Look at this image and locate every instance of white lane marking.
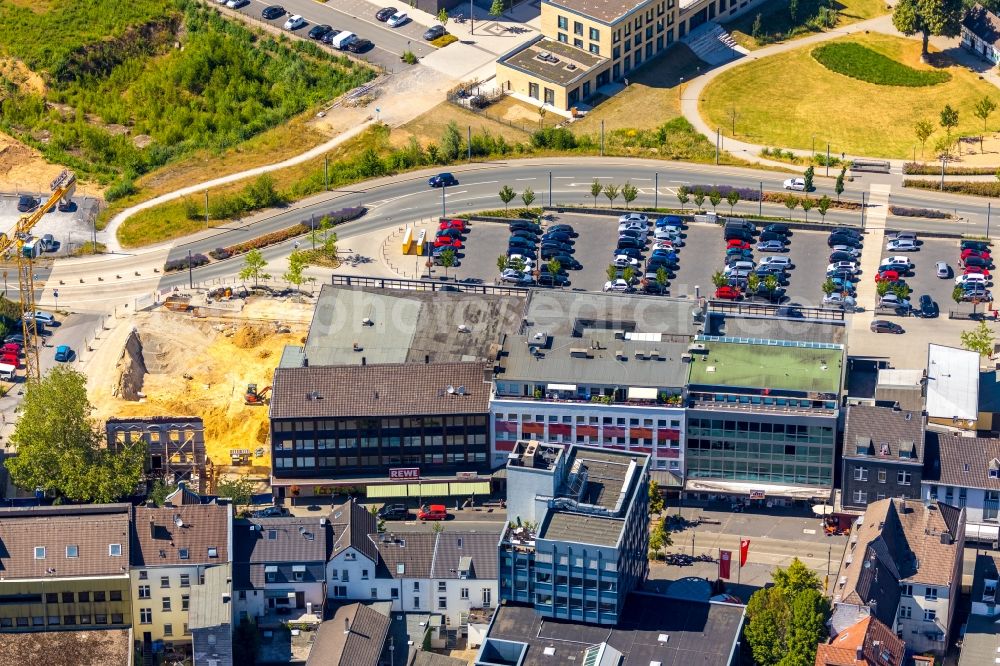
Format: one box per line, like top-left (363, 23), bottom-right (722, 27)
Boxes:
top-left (515, 178), bottom-right (536, 181)
top-left (471, 180), bottom-right (499, 185)
top-left (631, 178), bottom-right (652, 181)
top-left (554, 176), bottom-right (575, 179)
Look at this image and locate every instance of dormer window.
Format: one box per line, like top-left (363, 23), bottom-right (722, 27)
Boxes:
top-left (207, 547), bottom-right (218, 558)
top-left (109, 544), bottom-right (122, 557)
top-left (984, 580), bottom-right (997, 601)
top-left (267, 530), bottom-right (277, 540)
top-left (990, 458), bottom-right (1000, 478)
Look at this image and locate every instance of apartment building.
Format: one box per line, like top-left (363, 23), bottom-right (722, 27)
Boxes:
top-left (831, 498), bottom-right (965, 656)
top-left (840, 405), bottom-right (925, 512)
top-left (0, 504), bottom-right (132, 633)
top-left (498, 442), bottom-right (650, 626)
top-left (923, 433), bottom-right (1000, 542)
top-left (814, 616), bottom-right (906, 666)
top-left (130, 488), bottom-right (232, 654)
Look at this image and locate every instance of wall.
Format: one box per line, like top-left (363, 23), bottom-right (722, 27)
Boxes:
top-left (841, 458), bottom-right (922, 510)
top-left (326, 549), bottom-right (380, 600)
top-left (0, 576), bottom-right (131, 631)
top-left (131, 565), bottom-right (204, 644)
top-left (895, 582), bottom-right (952, 655)
top-left (505, 459), bottom-right (559, 526)
top-left (436, 580), bottom-right (497, 627)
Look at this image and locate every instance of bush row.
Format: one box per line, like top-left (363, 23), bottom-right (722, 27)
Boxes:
top-left (903, 180), bottom-right (1000, 197)
top-left (685, 184), bottom-right (862, 210)
top-left (902, 162), bottom-right (997, 176)
top-left (164, 253), bottom-right (209, 273)
top-left (889, 206), bottom-right (951, 219)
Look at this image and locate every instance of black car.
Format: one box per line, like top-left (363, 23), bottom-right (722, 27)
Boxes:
top-left (918, 295), bottom-right (938, 318)
top-left (252, 506), bottom-right (290, 518)
top-left (615, 247), bottom-right (643, 259)
top-left (308, 24), bottom-right (333, 40)
top-left (510, 221), bottom-right (541, 232)
top-left (423, 25), bottom-right (447, 40)
top-left (537, 273), bottom-right (570, 287)
top-left (617, 237), bottom-right (644, 250)
top-left (547, 254), bottom-right (581, 270)
top-left (320, 30), bottom-right (340, 44)
top-left (347, 38), bottom-right (374, 53)
top-left (16, 195), bottom-right (38, 213)
top-left (375, 6), bottom-right (397, 21)
top-left (541, 244), bottom-right (573, 256)
top-left (964, 256), bottom-right (992, 269)
top-left (262, 5), bottom-right (286, 19)
top-left (758, 231), bottom-right (788, 243)
top-left (429, 172), bottom-right (458, 187)
top-left (57, 199), bottom-right (74, 212)
top-left (724, 230), bottom-right (753, 242)
top-left (829, 251), bottom-right (859, 263)
top-left (542, 231), bottom-right (573, 243)
top-left (378, 504), bottom-right (410, 520)
top-left (547, 224), bottom-right (577, 236)
top-left (510, 230), bottom-right (538, 241)
top-left (751, 285), bottom-right (787, 302)
top-left (764, 224), bottom-right (791, 236)
top-left (647, 261), bottom-right (677, 274)
top-left (828, 234), bottom-right (862, 248)
top-left (962, 240), bottom-right (991, 252)
top-left (831, 226), bottom-right (861, 238)
top-left (4, 334), bottom-right (24, 345)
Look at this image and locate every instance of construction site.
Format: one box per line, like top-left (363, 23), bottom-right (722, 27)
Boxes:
top-left (85, 294), bottom-right (317, 495)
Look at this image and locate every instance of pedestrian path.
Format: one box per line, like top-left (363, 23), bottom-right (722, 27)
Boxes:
top-left (851, 183), bottom-right (891, 333)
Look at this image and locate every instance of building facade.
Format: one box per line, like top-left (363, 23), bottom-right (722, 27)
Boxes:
top-left (962, 5), bottom-right (1000, 65)
top-left (923, 434), bottom-right (1000, 542)
top-left (840, 405), bottom-right (925, 512)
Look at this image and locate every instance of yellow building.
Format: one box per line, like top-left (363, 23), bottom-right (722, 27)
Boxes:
top-left (0, 504), bottom-right (132, 632)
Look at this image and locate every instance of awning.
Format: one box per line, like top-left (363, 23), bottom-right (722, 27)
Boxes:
top-left (547, 383), bottom-right (577, 392)
top-left (410, 482), bottom-right (449, 497)
top-left (628, 387), bottom-right (658, 400)
top-left (366, 484), bottom-right (409, 499)
top-left (966, 523), bottom-right (1000, 542)
top-left (812, 504), bottom-right (834, 516)
top-left (450, 481), bottom-right (491, 495)
top-left (292, 565), bottom-right (306, 573)
top-left (684, 478), bottom-right (829, 500)
top-left (650, 471), bottom-right (683, 488)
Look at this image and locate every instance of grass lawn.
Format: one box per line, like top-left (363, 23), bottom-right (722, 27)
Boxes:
top-left (724, 0), bottom-right (887, 50)
top-left (700, 33), bottom-right (997, 159)
top-left (573, 44), bottom-right (703, 134)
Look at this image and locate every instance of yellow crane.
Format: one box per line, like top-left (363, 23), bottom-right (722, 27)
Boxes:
top-left (1, 170), bottom-right (76, 381)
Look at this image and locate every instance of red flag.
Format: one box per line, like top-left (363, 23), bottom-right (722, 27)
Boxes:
top-left (719, 550), bottom-right (732, 579)
top-left (740, 539), bottom-right (750, 567)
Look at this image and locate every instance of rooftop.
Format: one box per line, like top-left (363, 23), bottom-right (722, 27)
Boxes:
top-left (542, 513), bottom-right (624, 547)
top-left (497, 37), bottom-right (606, 87)
top-left (814, 615), bottom-right (905, 666)
top-left (842, 405), bottom-right (924, 463)
top-left (477, 595), bottom-right (745, 666)
top-left (132, 502), bottom-right (231, 567)
top-left (188, 565), bottom-right (233, 630)
top-left (297, 285), bottom-right (523, 367)
top-left (958, 614), bottom-right (1000, 666)
top-left (270, 362), bottom-right (490, 419)
top-left (964, 4), bottom-right (1000, 48)
top-left (330, 500), bottom-right (379, 563)
top-left (543, 0), bottom-right (651, 24)
top-left (523, 291), bottom-right (699, 338)
top-left (0, 629), bottom-right (131, 666)
top-left (926, 344), bottom-right (980, 422)
top-left (705, 310), bottom-right (846, 345)
top-left (927, 433), bottom-right (1000, 490)
top-left (0, 504), bottom-right (131, 580)
top-left (688, 338), bottom-right (843, 395)
top-left (971, 552), bottom-right (1000, 613)
top-left (307, 602), bottom-right (391, 666)
top-left (372, 529), bottom-right (502, 579)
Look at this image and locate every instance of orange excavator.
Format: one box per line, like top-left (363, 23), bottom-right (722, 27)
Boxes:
top-left (244, 383), bottom-right (272, 405)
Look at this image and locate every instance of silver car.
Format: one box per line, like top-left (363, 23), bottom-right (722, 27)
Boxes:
top-left (936, 261), bottom-right (950, 278)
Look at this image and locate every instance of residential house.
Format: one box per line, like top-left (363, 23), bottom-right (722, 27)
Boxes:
top-left (0, 504), bottom-right (132, 632)
top-left (327, 500), bottom-right (381, 601)
top-left (814, 615), bottom-right (905, 666)
top-left (831, 498), bottom-right (964, 656)
top-left (841, 405), bottom-right (925, 512)
top-left (963, 4), bottom-right (1000, 65)
top-left (959, 553), bottom-right (1000, 666)
top-left (233, 516), bottom-right (329, 626)
top-left (306, 602), bottom-right (391, 666)
top-left (923, 433), bottom-right (1000, 542)
top-left (189, 566), bottom-right (234, 666)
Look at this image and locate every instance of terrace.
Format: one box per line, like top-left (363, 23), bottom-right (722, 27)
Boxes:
top-left (688, 338), bottom-right (844, 397)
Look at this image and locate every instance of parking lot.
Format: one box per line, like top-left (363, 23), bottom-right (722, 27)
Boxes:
top-left (0, 195), bottom-right (100, 256)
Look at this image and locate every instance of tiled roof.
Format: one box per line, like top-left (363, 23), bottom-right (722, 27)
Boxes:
top-left (815, 616), bottom-right (905, 666)
top-left (932, 434), bottom-right (1000, 490)
top-left (307, 602), bottom-right (390, 666)
top-left (234, 516), bottom-right (329, 589)
top-left (331, 500), bottom-right (378, 563)
top-left (843, 405), bottom-right (924, 463)
top-left (0, 504), bottom-right (130, 579)
top-left (374, 533), bottom-right (436, 579)
top-left (270, 362), bottom-right (490, 419)
top-left (964, 4), bottom-right (1000, 47)
top-left (132, 503), bottom-right (230, 567)
top-left (430, 530), bottom-right (501, 580)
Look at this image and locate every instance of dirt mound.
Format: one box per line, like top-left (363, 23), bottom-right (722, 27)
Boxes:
top-left (233, 325), bottom-right (271, 349)
top-left (112, 328), bottom-right (146, 400)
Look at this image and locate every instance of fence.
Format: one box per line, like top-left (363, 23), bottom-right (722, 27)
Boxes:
top-left (445, 92), bottom-right (543, 135)
top-left (329, 273), bottom-right (530, 296)
top-left (707, 300), bottom-right (846, 323)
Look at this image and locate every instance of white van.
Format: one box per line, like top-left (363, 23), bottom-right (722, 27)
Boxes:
top-left (0, 363), bottom-right (16, 381)
top-left (330, 31), bottom-right (357, 50)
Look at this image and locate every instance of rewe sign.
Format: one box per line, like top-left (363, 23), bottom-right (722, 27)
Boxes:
top-left (390, 467), bottom-right (420, 480)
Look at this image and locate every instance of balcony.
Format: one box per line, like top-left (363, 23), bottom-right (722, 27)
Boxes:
top-left (259, 605), bottom-right (322, 627)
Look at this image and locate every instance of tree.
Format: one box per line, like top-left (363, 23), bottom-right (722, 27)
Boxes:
top-left (751, 13), bottom-right (763, 41)
top-left (726, 190), bottom-right (740, 215)
top-left (961, 319), bottom-right (995, 357)
top-left (876, 279), bottom-right (892, 297)
top-left (783, 194), bottom-right (798, 219)
top-left (789, 0), bottom-right (799, 22)
top-left (622, 265), bottom-right (637, 284)
top-left (892, 0), bottom-right (963, 59)
top-left (606, 264), bottom-right (619, 283)
top-left (547, 258), bottom-right (562, 276)
top-left (891, 282), bottom-right (911, 301)
top-left (953, 284), bottom-right (966, 307)
top-left (439, 247), bottom-right (457, 278)
top-left (709, 189), bottom-right (722, 213)
top-left (817, 195), bottom-right (831, 223)
top-left (441, 121), bottom-right (463, 162)
top-left (821, 278), bottom-right (836, 296)
top-left (711, 270), bottom-right (728, 288)
top-left (676, 186), bottom-right (690, 211)
top-left (604, 183), bottom-right (620, 208)
top-left (747, 272), bottom-right (760, 296)
top-left (693, 191), bottom-right (706, 212)
top-left (489, 0), bottom-right (505, 16)
top-left (649, 479), bottom-right (665, 514)
top-left (648, 517), bottom-right (672, 560)
top-left (783, 588), bottom-right (831, 666)
top-left (800, 197), bottom-right (814, 222)
top-left (591, 179), bottom-right (603, 207)
top-left (309, 215), bottom-right (337, 259)
top-left (914, 119), bottom-right (934, 159)
top-left (499, 185), bottom-right (516, 211)
top-left (764, 274), bottom-right (779, 297)
top-left (508, 256), bottom-right (526, 273)
top-left (5, 366), bottom-right (145, 503)
top-left (746, 559), bottom-right (828, 666)
top-left (148, 479), bottom-right (173, 507)
top-left (940, 104), bottom-right (960, 144)
top-left (239, 249), bottom-right (270, 286)
top-left (497, 255), bottom-right (508, 273)
top-left (521, 187), bottom-right (536, 208)
top-left (975, 96), bottom-right (997, 131)
top-left (621, 182), bottom-right (638, 209)
top-left (835, 167), bottom-right (846, 201)
top-left (803, 165), bottom-right (814, 192)
top-left (282, 250), bottom-right (310, 292)
top-left (217, 476), bottom-right (255, 506)
top-left (655, 266), bottom-right (670, 292)
top-left (437, 7), bottom-right (449, 24)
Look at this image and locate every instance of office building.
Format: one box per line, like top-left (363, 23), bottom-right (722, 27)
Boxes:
top-left (499, 442), bottom-right (649, 625)
top-left (840, 405), bottom-right (925, 511)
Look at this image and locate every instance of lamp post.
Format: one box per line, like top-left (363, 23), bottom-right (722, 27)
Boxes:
top-left (654, 172), bottom-right (659, 209)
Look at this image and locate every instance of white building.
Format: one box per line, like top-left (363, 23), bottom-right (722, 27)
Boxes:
top-left (923, 434), bottom-right (1000, 543)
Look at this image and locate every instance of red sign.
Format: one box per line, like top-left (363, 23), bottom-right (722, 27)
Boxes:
top-left (719, 550), bottom-right (732, 579)
top-left (740, 539), bottom-right (751, 567)
top-left (390, 467), bottom-right (420, 480)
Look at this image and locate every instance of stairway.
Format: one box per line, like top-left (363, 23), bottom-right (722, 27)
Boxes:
top-left (682, 22), bottom-right (746, 66)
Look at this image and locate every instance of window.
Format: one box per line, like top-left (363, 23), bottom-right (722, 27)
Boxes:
top-left (66, 545), bottom-right (79, 558)
top-left (182, 595), bottom-right (189, 611)
top-left (391, 588), bottom-right (399, 599)
top-left (78, 591), bottom-right (89, 602)
top-left (164, 624), bottom-right (173, 637)
top-left (461, 588), bottom-right (469, 599)
top-left (138, 585), bottom-right (151, 599)
top-left (362, 569), bottom-right (369, 580)
top-left (483, 589), bottom-right (492, 607)
top-left (877, 469), bottom-right (886, 483)
top-left (438, 596), bottom-right (447, 609)
top-left (924, 609), bottom-right (937, 622)
top-left (179, 548), bottom-right (189, 560)
top-left (983, 580), bottom-right (997, 601)
top-left (573, 21), bottom-right (583, 35)
top-left (79, 615), bottom-right (90, 625)
top-left (413, 597), bottom-right (420, 609)
top-left (589, 27), bottom-right (599, 40)
top-left (558, 15), bottom-right (568, 29)
top-left (140, 608), bottom-right (152, 624)
top-left (162, 598), bottom-right (172, 612)
top-left (853, 467), bottom-right (868, 481)
top-left (573, 37), bottom-right (583, 48)
top-left (138, 571), bottom-right (148, 580)
top-left (110, 590), bottom-right (122, 602)
top-left (34, 546), bottom-right (45, 559)
top-left (95, 614), bottom-right (107, 625)
top-left (925, 587), bottom-right (938, 601)
top-left (852, 490), bottom-right (867, 505)
top-left (109, 544), bottom-right (122, 557)
top-left (589, 43), bottom-right (599, 54)
top-left (94, 591), bottom-right (106, 602)
top-left (371, 588), bottom-right (378, 599)
top-left (208, 547), bottom-right (218, 558)
top-left (160, 576), bottom-right (170, 589)
top-left (179, 574), bottom-right (190, 587)
top-left (413, 582), bottom-right (420, 592)
top-left (897, 470), bottom-right (912, 485)
top-left (898, 605), bottom-right (911, 619)
top-left (45, 593), bottom-right (57, 604)
top-left (901, 584), bottom-right (913, 597)
top-left (184, 623), bottom-right (189, 635)
top-left (557, 33), bottom-right (567, 43)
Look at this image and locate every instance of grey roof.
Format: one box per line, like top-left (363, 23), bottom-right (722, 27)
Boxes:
top-left (189, 564), bottom-right (233, 630)
top-left (964, 4), bottom-right (1000, 48)
top-left (480, 595), bottom-right (745, 665)
top-left (497, 37), bottom-right (607, 87)
top-left (270, 362), bottom-right (490, 420)
top-left (430, 531), bottom-right (502, 580)
top-left (298, 285), bottom-right (523, 367)
top-left (971, 553), bottom-right (1000, 613)
top-left (374, 532), bottom-right (437, 579)
top-left (542, 513), bottom-right (624, 547)
top-left (979, 369), bottom-right (1000, 412)
top-left (132, 503), bottom-right (231, 567)
top-left (565, 447), bottom-right (645, 510)
top-left (931, 434), bottom-right (1000, 490)
top-left (705, 310), bottom-right (846, 344)
top-left (408, 651), bottom-right (468, 666)
top-left (523, 291), bottom-right (700, 338)
top-left (842, 405), bottom-right (924, 464)
top-left (331, 500), bottom-right (379, 563)
top-left (959, 614), bottom-right (1000, 666)
top-left (308, 602), bottom-right (391, 666)
top-left (544, 0), bottom-right (650, 24)
top-left (234, 517), bottom-right (329, 589)
top-left (497, 333), bottom-right (689, 389)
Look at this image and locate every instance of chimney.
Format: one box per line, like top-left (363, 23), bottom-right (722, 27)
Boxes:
top-left (425, 355), bottom-right (430, 364)
top-left (303, 356), bottom-right (309, 367)
top-left (362, 356), bottom-right (367, 366)
top-left (344, 616), bottom-right (351, 634)
top-left (149, 519), bottom-right (156, 539)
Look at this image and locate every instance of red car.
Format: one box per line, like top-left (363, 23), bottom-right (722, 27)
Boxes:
top-left (964, 265), bottom-right (990, 277)
top-left (417, 504), bottom-right (448, 521)
top-left (727, 239), bottom-right (750, 250)
top-left (875, 270), bottom-right (899, 283)
top-left (962, 248), bottom-right (991, 261)
top-left (439, 218), bottom-right (467, 231)
top-left (0, 354), bottom-right (19, 368)
top-left (1, 343), bottom-right (21, 356)
top-left (433, 237), bottom-right (462, 249)
top-left (715, 285), bottom-right (741, 300)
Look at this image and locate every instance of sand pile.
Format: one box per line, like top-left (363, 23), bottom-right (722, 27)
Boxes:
top-left (233, 325), bottom-right (271, 349)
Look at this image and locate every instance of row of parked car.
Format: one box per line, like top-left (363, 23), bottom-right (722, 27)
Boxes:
top-left (715, 219), bottom-right (793, 301)
top-left (603, 213), bottom-right (683, 294)
top-left (255, 4), bottom-right (373, 52)
top-left (499, 219), bottom-right (580, 288)
top-left (954, 238), bottom-right (994, 303)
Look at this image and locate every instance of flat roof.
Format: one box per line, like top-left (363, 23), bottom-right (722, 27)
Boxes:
top-left (705, 312), bottom-right (846, 345)
top-left (688, 339), bottom-right (843, 395)
top-left (497, 37), bottom-right (606, 87)
top-left (544, 0), bottom-right (650, 24)
top-left (927, 344), bottom-right (979, 421)
top-left (524, 291), bottom-right (700, 338)
top-left (542, 512), bottom-right (624, 546)
top-left (0, 629), bottom-right (131, 666)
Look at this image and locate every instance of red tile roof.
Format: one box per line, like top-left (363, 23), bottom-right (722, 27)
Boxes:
top-left (815, 616), bottom-right (905, 666)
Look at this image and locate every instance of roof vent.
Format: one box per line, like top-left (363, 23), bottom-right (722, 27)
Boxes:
top-left (447, 385), bottom-right (455, 395)
top-left (362, 317), bottom-right (373, 326)
top-left (565, 63), bottom-right (577, 71)
top-left (458, 324), bottom-right (470, 333)
top-left (457, 385), bottom-right (466, 395)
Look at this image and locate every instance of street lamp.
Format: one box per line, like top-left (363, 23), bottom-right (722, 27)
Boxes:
top-left (678, 77), bottom-right (683, 102)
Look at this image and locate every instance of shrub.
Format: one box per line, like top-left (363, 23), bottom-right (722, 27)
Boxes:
top-left (431, 34), bottom-right (459, 47)
top-left (902, 162), bottom-right (997, 175)
top-left (163, 253), bottom-right (209, 273)
top-left (686, 184), bottom-right (862, 210)
top-left (209, 247), bottom-right (232, 260)
top-left (402, 51), bottom-right (418, 64)
top-left (105, 178), bottom-right (137, 202)
top-left (531, 127), bottom-right (577, 150)
top-left (303, 207), bottom-right (366, 229)
top-left (811, 43), bottom-right (951, 87)
top-left (889, 206), bottom-right (951, 219)
top-left (904, 179), bottom-right (1000, 197)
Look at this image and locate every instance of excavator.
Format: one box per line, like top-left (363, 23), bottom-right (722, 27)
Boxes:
top-left (2, 170), bottom-right (76, 381)
top-left (244, 383), bottom-right (272, 405)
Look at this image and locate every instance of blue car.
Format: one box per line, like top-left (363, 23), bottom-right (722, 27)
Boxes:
top-left (428, 173), bottom-right (458, 187)
top-left (655, 215), bottom-right (683, 228)
top-left (54, 345), bottom-right (71, 362)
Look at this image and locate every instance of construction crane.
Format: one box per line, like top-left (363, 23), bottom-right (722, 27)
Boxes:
top-left (1, 170), bottom-right (76, 381)
top-left (244, 383), bottom-right (272, 405)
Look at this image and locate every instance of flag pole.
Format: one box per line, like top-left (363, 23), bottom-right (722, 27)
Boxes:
top-left (737, 536), bottom-right (742, 585)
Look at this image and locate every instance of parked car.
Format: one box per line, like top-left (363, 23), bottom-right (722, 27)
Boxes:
top-left (252, 506), bottom-right (290, 518)
top-left (16, 195), bottom-right (38, 213)
top-left (4, 334), bottom-right (24, 345)
top-left (262, 5), bottom-right (286, 19)
top-left (604, 279), bottom-right (632, 292)
top-left (962, 255), bottom-right (992, 269)
top-left (875, 270), bottom-right (900, 283)
top-left (424, 25), bottom-right (447, 40)
top-left (918, 295), bottom-right (938, 318)
top-left (881, 256), bottom-right (911, 269)
top-left (440, 218), bottom-right (467, 231)
top-left (714, 285), bottom-right (742, 300)
top-left (509, 230), bottom-right (538, 241)
top-left (878, 294), bottom-right (911, 310)
top-left (542, 231), bottom-right (574, 243)
top-left (547, 224), bottom-right (577, 236)
top-left (727, 239), bottom-right (751, 249)
top-left (54, 345), bottom-right (72, 362)
top-left (750, 284), bottom-right (786, 302)
top-left (26, 311), bottom-right (55, 325)
top-left (417, 504), bottom-right (448, 520)
top-left (437, 228), bottom-right (462, 240)
top-left (433, 237), bottom-right (461, 249)
top-left (828, 276), bottom-right (856, 292)
top-left (726, 248), bottom-right (754, 261)
top-left (375, 6), bottom-right (397, 20)
top-left (961, 289), bottom-right (992, 302)
top-left (886, 239), bottom-right (918, 252)
top-left (346, 38), bottom-right (374, 53)
top-left (226, 0), bottom-right (249, 8)
top-left (500, 269), bottom-right (533, 285)
top-left (783, 178), bottom-right (806, 191)
top-left (619, 213), bottom-right (648, 224)
top-left (510, 221), bottom-right (541, 233)
top-left (962, 240), bottom-right (992, 252)
top-left (827, 261), bottom-right (858, 274)
top-left (613, 255), bottom-right (641, 269)
top-left (387, 11), bottom-right (409, 26)
top-left (756, 240), bottom-right (786, 252)
top-left (962, 248), bottom-right (992, 261)
top-left (870, 320), bottom-right (904, 334)
top-left (378, 504), bottom-right (410, 520)
top-left (830, 245), bottom-right (861, 257)
top-left (888, 230), bottom-right (917, 242)
top-left (964, 265), bottom-right (990, 277)
top-left (936, 261), bottom-right (951, 278)
top-left (829, 251), bottom-right (859, 264)
top-left (824, 292), bottom-right (856, 307)
top-left (616, 237), bottom-right (644, 250)
top-left (758, 231), bottom-right (788, 244)
top-left (283, 14), bottom-right (306, 29)
top-left (537, 272), bottom-right (570, 287)
top-left (656, 215), bottom-right (683, 228)
top-left (429, 172), bottom-right (458, 187)
top-left (547, 254), bottom-right (581, 270)
top-left (828, 234), bottom-right (862, 248)
top-left (956, 273), bottom-right (989, 287)
top-left (760, 256), bottom-right (793, 269)
top-left (763, 224), bottom-right (791, 236)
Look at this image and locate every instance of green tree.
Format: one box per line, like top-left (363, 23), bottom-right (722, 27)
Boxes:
top-left (497, 255), bottom-right (508, 273)
top-left (746, 585), bottom-right (789, 666)
top-left (693, 191), bottom-right (706, 212)
top-left (783, 588), bottom-right (831, 666)
top-left (5, 366), bottom-right (145, 503)
top-left (439, 247), bottom-right (457, 278)
top-left (282, 250), bottom-right (309, 292)
top-left (764, 274), bottom-right (779, 296)
top-left (217, 476), bottom-right (255, 506)
top-left (953, 284), bottom-right (966, 306)
top-left (835, 167), bottom-right (846, 201)
top-left (655, 266), bottom-right (670, 292)
top-left (591, 179), bottom-right (603, 207)
top-left (783, 194), bottom-right (798, 219)
top-left (975, 96), bottom-right (997, 131)
top-left (801, 197), bottom-right (814, 222)
top-left (747, 272), bottom-right (761, 296)
top-left (709, 189), bottom-right (722, 213)
top-left (940, 104), bottom-right (960, 144)
top-left (648, 479), bottom-right (665, 514)
top-left (803, 165), bottom-right (814, 192)
top-left (606, 264), bottom-right (619, 283)
top-left (751, 13), bottom-right (763, 41)
top-left (621, 182), bottom-right (638, 209)
top-left (604, 183), bottom-right (620, 208)
top-left (821, 278), bottom-right (836, 296)
top-left (521, 187), bottom-right (536, 208)
top-left (891, 282), bottom-right (912, 301)
top-left (437, 7), bottom-right (449, 24)
top-left (817, 195), bottom-right (831, 223)
top-left (239, 249), bottom-right (270, 287)
top-left (961, 319), bottom-right (995, 357)
top-left (746, 559), bottom-right (829, 666)
top-left (309, 215), bottom-right (337, 258)
top-left (711, 270), bottom-right (728, 288)
top-left (893, 0), bottom-right (963, 59)
top-left (677, 186), bottom-right (690, 211)
top-left (726, 189), bottom-right (740, 215)
top-left (547, 257), bottom-right (562, 276)
top-left (499, 185), bottom-right (516, 211)
top-left (148, 479), bottom-right (173, 507)
top-left (508, 256), bottom-right (527, 273)
top-left (490, 0), bottom-right (505, 16)
top-left (648, 517), bottom-right (673, 560)
top-left (914, 119), bottom-right (934, 159)
top-left (441, 121), bottom-right (463, 162)
top-left (789, 0), bottom-right (799, 22)
top-left (622, 265), bottom-right (637, 284)
top-left (876, 279), bottom-right (892, 297)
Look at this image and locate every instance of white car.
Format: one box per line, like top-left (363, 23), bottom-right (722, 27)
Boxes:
top-left (936, 261), bottom-right (950, 278)
top-left (618, 213), bottom-right (648, 224)
top-left (886, 239), bottom-right (918, 252)
top-left (603, 279), bottom-right (632, 292)
top-left (881, 256), bottom-right (911, 268)
top-left (956, 273), bottom-right (988, 286)
top-left (823, 293), bottom-right (856, 307)
top-left (879, 294), bottom-right (911, 309)
top-left (760, 256), bottom-right (792, 268)
top-left (225, 0), bottom-right (249, 7)
top-left (507, 254), bottom-right (535, 269)
top-left (284, 14), bottom-right (306, 29)
top-left (618, 220), bottom-right (647, 232)
top-left (613, 254), bottom-right (641, 268)
top-left (655, 227), bottom-right (681, 241)
top-left (652, 240), bottom-right (675, 251)
top-left (830, 245), bottom-right (861, 257)
top-left (25, 310), bottom-right (55, 324)
top-left (783, 178), bottom-right (806, 191)
top-left (827, 261), bottom-right (857, 274)
top-left (387, 12), bottom-right (409, 27)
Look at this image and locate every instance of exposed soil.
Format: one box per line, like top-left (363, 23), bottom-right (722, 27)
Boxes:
top-left (0, 131), bottom-right (103, 196)
top-left (0, 58), bottom-right (46, 95)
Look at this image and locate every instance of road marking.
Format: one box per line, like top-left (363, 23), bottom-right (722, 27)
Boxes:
top-left (803, 529), bottom-right (816, 535)
top-left (632, 177), bottom-right (652, 181)
top-left (515, 178), bottom-right (536, 181)
top-left (471, 180), bottom-right (499, 185)
top-left (554, 176), bottom-right (575, 179)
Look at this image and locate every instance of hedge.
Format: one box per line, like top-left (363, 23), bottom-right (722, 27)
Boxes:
top-left (903, 163), bottom-right (997, 176)
top-left (164, 253), bottom-right (209, 273)
top-left (903, 180), bottom-right (1000, 197)
top-left (685, 184), bottom-right (862, 210)
top-left (889, 206), bottom-right (951, 219)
